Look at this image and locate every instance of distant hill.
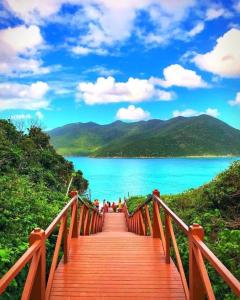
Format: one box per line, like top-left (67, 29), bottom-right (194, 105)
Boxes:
top-left (48, 115), bottom-right (240, 157)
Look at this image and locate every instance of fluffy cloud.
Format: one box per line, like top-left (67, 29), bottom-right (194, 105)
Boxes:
top-left (234, 1), bottom-right (240, 12)
top-left (193, 28), bottom-right (240, 77)
top-left (150, 64), bottom-right (207, 89)
top-left (10, 111), bottom-right (44, 121)
top-left (84, 65), bottom-right (120, 76)
top-left (205, 7), bottom-right (230, 20)
top-left (4, 0), bottom-right (62, 24)
top-left (0, 24), bottom-right (43, 53)
top-left (116, 105), bottom-right (150, 121)
top-left (35, 111), bottom-right (44, 119)
top-left (10, 113), bottom-right (32, 120)
top-left (229, 92), bottom-right (240, 106)
top-left (0, 24), bottom-right (50, 76)
top-left (188, 22), bottom-right (205, 37)
top-left (0, 81), bottom-right (50, 110)
top-left (77, 76), bottom-right (174, 105)
top-left (173, 108), bottom-right (219, 118)
top-left (5, 0), bottom-right (229, 56)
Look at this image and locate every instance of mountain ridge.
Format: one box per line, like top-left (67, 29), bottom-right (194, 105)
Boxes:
top-left (48, 115), bottom-right (240, 157)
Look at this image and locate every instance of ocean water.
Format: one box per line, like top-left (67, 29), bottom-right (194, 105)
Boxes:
top-left (67, 157), bottom-right (240, 201)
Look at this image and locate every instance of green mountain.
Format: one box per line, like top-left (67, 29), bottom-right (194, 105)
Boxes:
top-left (48, 115), bottom-right (240, 157)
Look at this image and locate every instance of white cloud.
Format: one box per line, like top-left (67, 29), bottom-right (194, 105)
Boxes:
top-left (150, 64), bottom-right (207, 89)
top-left (36, 111), bottom-right (44, 119)
top-left (0, 81), bottom-right (50, 111)
top-left (14, 0), bottom-right (195, 54)
top-left (10, 113), bottom-right (32, 120)
top-left (9, 111), bottom-right (44, 121)
top-left (72, 46), bottom-right (92, 55)
top-left (234, 1), bottom-right (240, 12)
top-left (229, 92), bottom-right (240, 106)
top-left (0, 24), bottom-right (51, 76)
top-left (4, 0), bottom-right (62, 24)
top-left (205, 108), bottom-right (220, 118)
top-left (173, 108), bottom-right (220, 118)
top-left (4, 0), bottom-right (212, 55)
top-left (71, 45), bottom-right (108, 56)
top-left (84, 65), bottom-right (120, 76)
top-left (205, 7), bottom-right (229, 20)
top-left (0, 24), bottom-right (43, 53)
top-left (77, 76), bottom-right (174, 105)
top-left (193, 28), bottom-right (240, 77)
top-left (116, 105), bottom-right (150, 121)
top-left (188, 22), bottom-right (205, 37)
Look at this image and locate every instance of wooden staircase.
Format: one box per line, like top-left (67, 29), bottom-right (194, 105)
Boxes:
top-left (0, 191), bottom-right (240, 300)
top-left (50, 212), bottom-right (185, 299)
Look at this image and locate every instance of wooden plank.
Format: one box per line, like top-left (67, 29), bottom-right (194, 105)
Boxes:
top-left (49, 213), bottom-right (186, 300)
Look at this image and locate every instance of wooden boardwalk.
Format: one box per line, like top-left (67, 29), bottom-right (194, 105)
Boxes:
top-left (49, 213), bottom-right (185, 299)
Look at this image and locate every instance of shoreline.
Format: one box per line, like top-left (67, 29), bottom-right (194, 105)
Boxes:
top-left (64, 155), bottom-right (240, 159)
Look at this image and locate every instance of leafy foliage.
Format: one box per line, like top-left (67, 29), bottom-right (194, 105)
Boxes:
top-left (49, 115), bottom-right (240, 157)
top-left (0, 120), bottom-right (88, 299)
top-left (127, 161), bottom-right (240, 299)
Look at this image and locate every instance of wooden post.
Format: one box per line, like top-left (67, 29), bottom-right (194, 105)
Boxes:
top-left (72, 200), bottom-right (78, 238)
top-left (89, 211), bottom-right (94, 234)
top-left (92, 211), bottom-right (97, 234)
top-left (145, 204), bottom-right (153, 236)
top-left (83, 209), bottom-right (89, 235)
top-left (63, 212), bottom-right (68, 264)
top-left (29, 228), bottom-right (46, 300)
top-left (78, 205), bottom-right (85, 235)
top-left (165, 213), bottom-right (171, 263)
top-left (189, 223), bottom-right (205, 300)
top-left (139, 210), bottom-right (146, 236)
top-left (152, 200), bottom-right (161, 238)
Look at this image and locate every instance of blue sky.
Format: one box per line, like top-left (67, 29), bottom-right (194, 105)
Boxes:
top-left (0, 0), bottom-right (240, 129)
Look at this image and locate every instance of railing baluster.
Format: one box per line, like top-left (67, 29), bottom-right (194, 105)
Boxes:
top-left (63, 211), bottom-right (68, 264)
top-left (139, 209), bottom-right (145, 235)
top-left (83, 208), bottom-right (89, 235)
top-left (152, 200), bottom-right (166, 251)
top-left (89, 211), bottom-right (94, 234)
top-left (78, 205), bottom-right (84, 235)
top-left (192, 246), bottom-right (215, 300)
top-left (189, 224), bottom-right (205, 300)
top-left (72, 200), bottom-right (78, 238)
top-left (91, 211), bottom-right (97, 234)
top-left (165, 213), bottom-right (171, 264)
top-left (21, 250), bottom-right (41, 300)
top-left (169, 217), bottom-right (189, 300)
top-left (26, 228), bottom-right (45, 300)
top-left (45, 216), bottom-right (66, 300)
top-left (145, 204), bottom-right (152, 236)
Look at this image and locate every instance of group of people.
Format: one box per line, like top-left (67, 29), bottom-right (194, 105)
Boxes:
top-left (93, 198), bottom-right (123, 213)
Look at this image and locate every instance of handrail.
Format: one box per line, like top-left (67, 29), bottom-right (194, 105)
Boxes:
top-left (0, 241), bottom-right (41, 294)
top-left (45, 195), bottom-right (77, 238)
top-left (125, 190), bottom-right (240, 300)
top-left (0, 191), bottom-right (104, 300)
top-left (193, 235), bottom-right (240, 296)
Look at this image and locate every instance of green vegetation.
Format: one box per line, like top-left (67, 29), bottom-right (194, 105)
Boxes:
top-left (127, 160), bottom-right (240, 299)
top-left (0, 120), bottom-right (88, 299)
top-left (49, 115), bottom-right (240, 157)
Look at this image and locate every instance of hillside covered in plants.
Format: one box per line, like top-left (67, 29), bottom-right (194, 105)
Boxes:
top-left (49, 115), bottom-right (240, 157)
top-left (127, 160), bottom-right (240, 299)
top-left (0, 120), bottom-right (88, 299)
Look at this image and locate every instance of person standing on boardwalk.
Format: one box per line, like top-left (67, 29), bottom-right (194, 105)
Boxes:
top-left (117, 198), bottom-right (123, 212)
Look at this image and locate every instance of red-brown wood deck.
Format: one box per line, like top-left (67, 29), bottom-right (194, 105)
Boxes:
top-left (49, 213), bottom-right (186, 299)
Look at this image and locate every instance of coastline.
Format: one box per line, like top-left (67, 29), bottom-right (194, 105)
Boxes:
top-left (64, 154), bottom-right (240, 159)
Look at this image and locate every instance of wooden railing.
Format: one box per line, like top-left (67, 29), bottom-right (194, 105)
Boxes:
top-left (0, 191), bottom-right (104, 300)
top-left (124, 189), bottom-right (240, 300)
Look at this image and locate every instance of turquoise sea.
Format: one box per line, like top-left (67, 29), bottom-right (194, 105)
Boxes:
top-left (68, 157), bottom-right (240, 201)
